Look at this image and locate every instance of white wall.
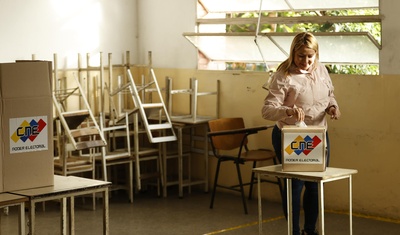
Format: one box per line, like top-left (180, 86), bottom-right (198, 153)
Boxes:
top-left (137, 0), bottom-right (197, 69)
top-left (0, 0), bottom-right (138, 68)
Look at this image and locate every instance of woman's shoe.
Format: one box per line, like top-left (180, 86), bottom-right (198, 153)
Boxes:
top-left (301, 230), bottom-right (319, 235)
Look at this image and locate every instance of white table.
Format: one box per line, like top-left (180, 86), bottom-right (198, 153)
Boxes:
top-left (0, 193), bottom-right (28, 235)
top-left (163, 117), bottom-right (211, 198)
top-left (10, 175), bottom-right (111, 235)
top-left (253, 165), bottom-right (357, 235)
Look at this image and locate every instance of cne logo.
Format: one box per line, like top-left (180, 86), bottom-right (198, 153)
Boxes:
top-left (285, 135), bottom-right (321, 156)
top-left (10, 119), bottom-right (47, 143)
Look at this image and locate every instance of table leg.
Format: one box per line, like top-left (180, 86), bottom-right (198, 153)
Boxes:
top-left (162, 142), bottom-right (168, 198)
top-left (29, 200), bottom-right (35, 235)
top-left (178, 127), bottom-right (183, 198)
top-left (103, 188), bottom-right (110, 235)
top-left (0, 208), bottom-right (2, 235)
top-left (287, 179), bottom-right (292, 235)
top-left (257, 173), bottom-right (262, 235)
top-left (61, 197), bottom-right (67, 235)
top-left (349, 175), bottom-right (353, 235)
top-left (69, 197), bottom-right (75, 235)
top-left (318, 181), bottom-right (325, 235)
top-left (0, 208), bottom-right (1, 235)
top-left (18, 202), bottom-right (25, 235)
top-left (203, 124), bottom-right (209, 193)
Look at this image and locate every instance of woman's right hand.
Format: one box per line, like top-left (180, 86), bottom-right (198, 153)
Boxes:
top-left (287, 107), bottom-right (305, 122)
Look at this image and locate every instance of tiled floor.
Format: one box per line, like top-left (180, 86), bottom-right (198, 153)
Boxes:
top-left (1, 187), bottom-right (399, 234)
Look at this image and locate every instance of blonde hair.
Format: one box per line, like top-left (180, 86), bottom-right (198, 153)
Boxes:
top-left (276, 32), bottom-right (319, 76)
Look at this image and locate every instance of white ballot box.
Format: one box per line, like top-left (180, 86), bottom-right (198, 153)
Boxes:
top-left (281, 125), bottom-right (326, 172)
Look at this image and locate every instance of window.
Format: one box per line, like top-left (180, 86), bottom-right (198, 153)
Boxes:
top-left (184, 0), bottom-right (381, 74)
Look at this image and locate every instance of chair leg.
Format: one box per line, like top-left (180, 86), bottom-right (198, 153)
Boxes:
top-left (210, 159), bottom-right (221, 209)
top-left (248, 161), bottom-right (257, 200)
top-left (236, 162), bottom-right (248, 214)
top-left (128, 162), bottom-right (134, 203)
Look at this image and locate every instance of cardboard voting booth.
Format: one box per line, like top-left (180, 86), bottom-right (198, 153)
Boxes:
top-left (281, 125), bottom-right (326, 172)
top-left (0, 61), bottom-right (54, 192)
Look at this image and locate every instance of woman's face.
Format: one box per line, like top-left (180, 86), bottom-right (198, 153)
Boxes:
top-left (294, 45), bottom-right (316, 71)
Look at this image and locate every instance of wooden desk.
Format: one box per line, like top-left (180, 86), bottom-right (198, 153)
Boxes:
top-left (0, 193), bottom-right (28, 235)
top-left (10, 175), bottom-right (111, 235)
top-left (253, 165), bottom-right (357, 235)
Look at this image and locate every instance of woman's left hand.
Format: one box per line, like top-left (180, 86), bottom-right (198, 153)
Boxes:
top-left (327, 106), bottom-right (341, 120)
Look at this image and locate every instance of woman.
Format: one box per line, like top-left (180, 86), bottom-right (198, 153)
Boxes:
top-left (261, 32), bottom-right (341, 235)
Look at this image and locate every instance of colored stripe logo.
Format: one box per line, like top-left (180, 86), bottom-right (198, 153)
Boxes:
top-left (285, 135), bottom-right (321, 156)
top-left (10, 118), bottom-right (47, 143)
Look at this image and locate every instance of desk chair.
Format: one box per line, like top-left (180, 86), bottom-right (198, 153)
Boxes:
top-left (208, 117), bottom-right (282, 214)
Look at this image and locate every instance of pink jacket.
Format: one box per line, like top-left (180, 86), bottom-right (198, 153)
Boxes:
top-left (261, 62), bottom-right (339, 129)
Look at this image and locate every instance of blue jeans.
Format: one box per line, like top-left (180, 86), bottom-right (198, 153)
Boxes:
top-left (272, 125), bottom-right (330, 235)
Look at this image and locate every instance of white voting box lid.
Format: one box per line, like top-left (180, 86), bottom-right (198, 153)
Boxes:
top-left (281, 125), bottom-right (326, 172)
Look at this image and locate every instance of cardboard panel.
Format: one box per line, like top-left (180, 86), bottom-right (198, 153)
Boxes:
top-left (0, 61), bottom-right (52, 99)
top-left (0, 61), bottom-right (53, 192)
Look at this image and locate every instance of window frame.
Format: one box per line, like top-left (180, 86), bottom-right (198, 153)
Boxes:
top-left (186, 0), bottom-right (382, 73)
